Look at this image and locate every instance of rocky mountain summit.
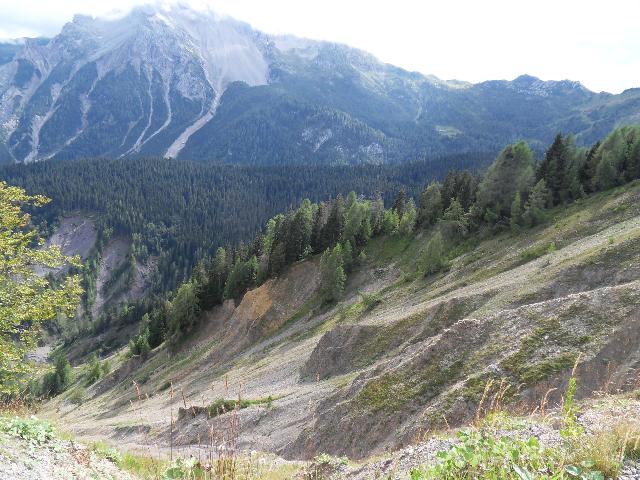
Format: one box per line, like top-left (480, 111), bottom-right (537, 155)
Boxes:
top-left (1, 3), bottom-right (639, 165)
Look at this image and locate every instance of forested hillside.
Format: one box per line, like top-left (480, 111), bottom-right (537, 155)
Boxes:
top-left (5, 124), bottom-right (634, 374)
top-left (10, 124), bottom-right (640, 479)
top-left (0, 152), bottom-right (488, 292)
top-left (120, 125), bottom-right (640, 359)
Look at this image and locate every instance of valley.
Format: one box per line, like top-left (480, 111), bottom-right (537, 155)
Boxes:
top-left (1, 3), bottom-right (640, 479)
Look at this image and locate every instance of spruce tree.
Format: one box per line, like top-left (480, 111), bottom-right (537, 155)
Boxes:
top-left (311, 202), bottom-right (327, 253)
top-left (538, 133), bottom-right (570, 205)
top-left (371, 192), bottom-right (385, 236)
top-left (199, 247), bottom-right (227, 309)
top-left (323, 195), bottom-right (345, 248)
top-left (320, 245), bottom-right (346, 303)
top-left (579, 142), bottom-right (601, 193)
top-left (393, 188), bottom-right (406, 219)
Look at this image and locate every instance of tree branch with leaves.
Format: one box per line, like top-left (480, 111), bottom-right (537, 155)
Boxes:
top-left (0, 181), bottom-right (82, 395)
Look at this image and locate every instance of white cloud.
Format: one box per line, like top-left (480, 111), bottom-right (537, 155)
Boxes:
top-left (0, 0), bottom-right (638, 93)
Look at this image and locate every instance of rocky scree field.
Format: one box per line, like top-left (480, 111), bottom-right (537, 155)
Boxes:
top-left (35, 181), bottom-right (640, 472)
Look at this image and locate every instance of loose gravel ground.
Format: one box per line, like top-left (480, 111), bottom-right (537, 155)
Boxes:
top-left (0, 432), bottom-right (133, 480)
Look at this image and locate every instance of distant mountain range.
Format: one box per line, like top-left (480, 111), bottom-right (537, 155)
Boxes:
top-left (1, 3), bottom-right (639, 165)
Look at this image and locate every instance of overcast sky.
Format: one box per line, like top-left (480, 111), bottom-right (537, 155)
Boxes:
top-left (0, 0), bottom-right (638, 94)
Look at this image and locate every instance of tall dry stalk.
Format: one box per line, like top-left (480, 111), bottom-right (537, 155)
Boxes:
top-left (474, 379), bottom-right (494, 424)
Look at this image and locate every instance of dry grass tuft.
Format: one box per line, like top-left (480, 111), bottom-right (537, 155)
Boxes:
top-left (570, 421), bottom-right (640, 478)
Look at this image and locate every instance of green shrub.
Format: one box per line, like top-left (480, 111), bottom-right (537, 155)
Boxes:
top-left (207, 396), bottom-right (274, 417)
top-left (92, 442), bottom-right (123, 464)
top-left (303, 454), bottom-right (348, 480)
top-left (410, 429), bottom-right (604, 480)
top-left (360, 292), bottom-right (382, 311)
top-left (41, 355), bottom-right (74, 397)
top-left (85, 354), bottom-right (103, 385)
top-left (0, 416), bottom-right (56, 444)
top-left (129, 327), bottom-right (151, 356)
top-left (520, 242), bottom-right (556, 263)
top-left (68, 386), bottom-right (87, 405)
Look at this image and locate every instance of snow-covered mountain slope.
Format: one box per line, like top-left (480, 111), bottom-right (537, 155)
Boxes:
top-left (0, 3), bottom-right (639, 165)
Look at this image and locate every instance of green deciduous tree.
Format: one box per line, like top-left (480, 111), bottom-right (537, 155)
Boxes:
top-left (0, 182), bottom-right (82, 395)
top-left (523, 179), bottom-right (550, 227)
top-left (224, 256), bottom-right (258, 299)
top-left (422, 231), bottom-right (447, 276)
top-left (510, 192), bottom-right (523, 231)
top-left (382, 209), bottom-right (400, 235)
top-left (418, 181), bottom-right (443, 227)
top-left (477, 142), bottom-right (535, 219)
top-left (595, 152), bottom-right (617, 191)
top-left (167, 281), bottom-right (200, 345)
top-left (399, 198), bottom-right (417, 234)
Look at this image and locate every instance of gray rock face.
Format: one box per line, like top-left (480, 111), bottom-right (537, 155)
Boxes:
top-left (0, 4), bottom-right (269, 162)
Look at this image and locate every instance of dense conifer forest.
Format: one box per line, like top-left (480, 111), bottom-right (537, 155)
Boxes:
top-left (0, 152), bottom-right (489, 291)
